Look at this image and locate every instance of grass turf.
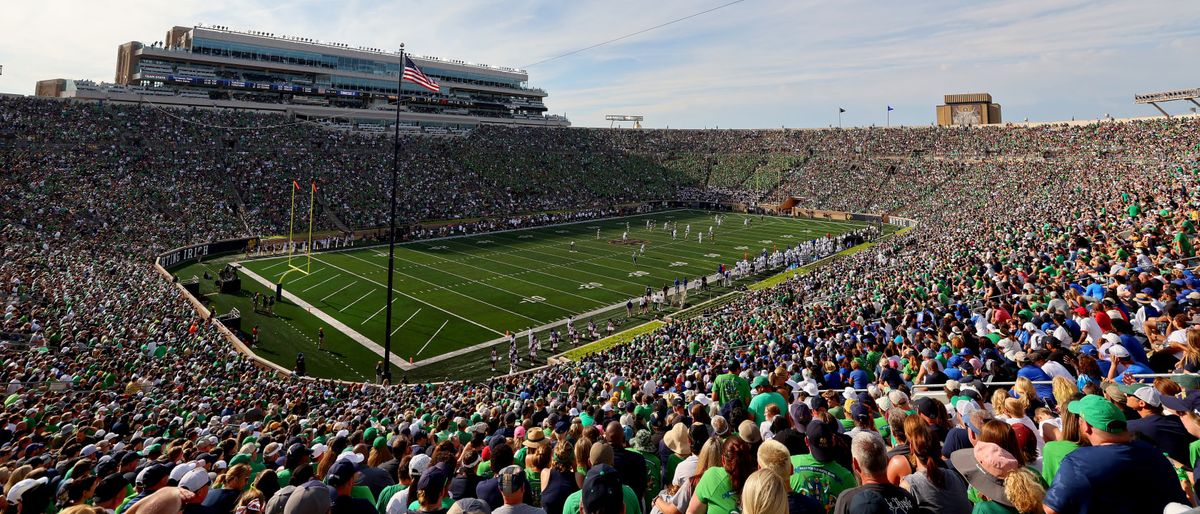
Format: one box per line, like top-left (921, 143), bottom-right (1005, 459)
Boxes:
top-left (178, 210), bottom-right (875, 381)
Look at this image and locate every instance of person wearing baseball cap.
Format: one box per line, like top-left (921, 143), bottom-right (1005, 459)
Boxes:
top-left (1101, 344), bottom-right (1153, 383)
top-left (326, 460), bottom-right (374, 514)
top-left (789, 420), bottom-right (854, 512)
top-left (446, 499), bottom-right (491, 514)
top-left (493, 465), bottom-right (541, 514)
top-left (117, 464), bottom-right (172, 514)
top-left (283, 481), bottom-right (333, 514)
top-left (1121, 383), bottom-right (1194, 466)
top-left (1043, 395), bottom-right (1187, 513)
top-left (412, 464), bottom-right (451, 514)
top-left (579, 465), bottom-right (622, 514)
top-left (748, 375), bottom-right (787, 425)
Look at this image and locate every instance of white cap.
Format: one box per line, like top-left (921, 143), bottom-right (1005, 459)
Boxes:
top-left (408, 454), bottom-right (431, 475)
top-left (81, 444), bottom-right (98, 457)
top-left (1110, 345), bottom-right (1131, 359)
top-left (7, 477), bottom-right (47, 503)
top-left (336, 451), bottom-right (364, 464)
top-left (179, 468), bottom-right (211, 492)
top-left (169, 462), bottom-right (197, 483)
top-left (1133, 387), bottom-right (1162, 407)
top-left (310, 444), bottom-right (328, 459)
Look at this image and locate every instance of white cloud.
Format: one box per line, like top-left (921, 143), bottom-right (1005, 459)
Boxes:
top-left (2, 0), bottom-right (1197, 128)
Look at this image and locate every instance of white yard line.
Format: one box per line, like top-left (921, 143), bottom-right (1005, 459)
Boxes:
top-left (363, 297), bottom-right (399, 325)
top-left (288, 268), bottom-right (324, 284)
top-left (340, 251), bottom-right (588, 314)
top-left (416, 320), bottom-right (449, 356)
top-left (262, 259), bottom-right (290, 271)
top-left (325, 254), bottom-right (545, 324)
top-left (340, 291), bottom-right (373, 312)
top-left (311, 255), bottom-right (505, 336)
top-left (301, 273), bottom-right (340, 293)
top-left (391, 308), bottom-right (422, 336)
top-left (238, 267), bottom-right (414, 371)
top-left (320, 281), bottom-right (358, 303)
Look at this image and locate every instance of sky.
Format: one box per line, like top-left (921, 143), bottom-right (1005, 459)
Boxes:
top-left (1, 0), bottom-right (1198, 128)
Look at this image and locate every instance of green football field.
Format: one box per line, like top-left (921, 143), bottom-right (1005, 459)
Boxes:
top-left (195, 210), bottom-right (872, 380)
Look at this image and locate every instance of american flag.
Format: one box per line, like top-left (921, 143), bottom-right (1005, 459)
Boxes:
top-left (402, 56), bottom-right (440, 93)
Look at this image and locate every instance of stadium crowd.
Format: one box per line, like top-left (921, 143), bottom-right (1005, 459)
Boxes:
top-left (2, 94), bottom-right (1200, 514)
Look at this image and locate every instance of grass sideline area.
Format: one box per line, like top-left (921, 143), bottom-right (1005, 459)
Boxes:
top-left (177, 210), bottom-right (876, 381)
top-left (558, 320), bottom-right (666, 361)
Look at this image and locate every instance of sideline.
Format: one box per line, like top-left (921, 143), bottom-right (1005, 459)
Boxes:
top-left (239, 266), bottom-right (415, 371)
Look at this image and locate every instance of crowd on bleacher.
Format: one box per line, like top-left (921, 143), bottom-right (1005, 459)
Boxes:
top-left (3, 94), bottom-right (1200, 514)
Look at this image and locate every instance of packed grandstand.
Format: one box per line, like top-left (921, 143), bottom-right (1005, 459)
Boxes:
top-left (3, 93), bottom-right (1200, 514)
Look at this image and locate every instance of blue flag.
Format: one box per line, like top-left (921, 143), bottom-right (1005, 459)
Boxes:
top-left (887, 105), bottom-right (894, 111)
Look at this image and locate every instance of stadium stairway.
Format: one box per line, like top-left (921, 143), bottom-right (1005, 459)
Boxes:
top-left (316, 191), bottom-right (352, 234)
top-left (228, 183), bottom-right (254, 235)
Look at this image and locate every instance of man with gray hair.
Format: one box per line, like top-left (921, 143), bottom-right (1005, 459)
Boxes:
top-left (832, 432), bottom-right (917, 514)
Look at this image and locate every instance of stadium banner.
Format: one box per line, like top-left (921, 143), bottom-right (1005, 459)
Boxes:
top-left (157, 237), bottom-right (260, 271)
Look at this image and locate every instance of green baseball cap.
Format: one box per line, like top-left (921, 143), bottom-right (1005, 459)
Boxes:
top-left (1068, 394), bottom-right (1127, 433)
top-left (751, 375), bottom-right (770, 389)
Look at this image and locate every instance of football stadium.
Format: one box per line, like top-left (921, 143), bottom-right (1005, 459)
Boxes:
top-left (3, 4), bottom-right (1200, 514)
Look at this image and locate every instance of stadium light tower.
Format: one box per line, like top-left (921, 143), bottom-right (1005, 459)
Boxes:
top-left (1134, 88), bottom-right (1200, 118)
top-left (605, 114), bottom-right (643, 129)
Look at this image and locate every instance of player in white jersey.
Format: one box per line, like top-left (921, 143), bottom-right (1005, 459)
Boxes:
top-left (570, 241), bottom-right (576, 252)
top-left (685, 224), bottom-right (691, 237)
top-left (698, 233), bottom-right (703, 244)
top-left (622, 231), bottom-right (628, 241)
top-left (672, 228), bottom-right (677, 240)
top-left (596, 228), bottom-right (601, 239)
top-left (639, 243), bottom-right (645, 255)
top-left (744, 217), bottom-right (750, 226)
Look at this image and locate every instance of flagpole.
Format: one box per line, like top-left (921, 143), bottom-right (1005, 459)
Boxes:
top-left (382, 43), bottom-right (405, 384)
top-left (887, 108), bottom-right (890, 127)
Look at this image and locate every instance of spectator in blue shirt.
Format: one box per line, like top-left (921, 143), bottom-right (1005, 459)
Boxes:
top-left (1014, 352), bottom-right (1054, 400)
top-left (1043, 395), bottom-right (1186, 514)
top-left (848, 360), bottom-right (869, 389)
top-left (1101, 345), bottom-right (1154, 383)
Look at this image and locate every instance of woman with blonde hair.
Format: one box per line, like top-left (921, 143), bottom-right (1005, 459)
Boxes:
top-left (1012, 377), bottom-right (1046, 417)
top-left (573, 437), bottom-right (593, 488)
top-left (989, 389), bottom-right (1010, 416)
top-left (739, 470), bottom-right (788, 514)
top-left (205, 463), bottom-right (252, 514)
top-left (1050, 376), bottom-right (1078, 411)
top-left (6, 464), bottom-right (32, 494)
top-left (652, 437), bottom-right (723, 514)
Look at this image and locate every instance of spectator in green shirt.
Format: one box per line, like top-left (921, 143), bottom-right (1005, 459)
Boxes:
top-left (791, 420), bottom-right (855, 512)
top-left (689, 437), bottom-right (755, 514)
top-left (1040, 399), bottom-right (1086, 486)
top-left (711, 361), bottom-right (750, 409)
top-left (748, 376), bottom-right (787, 424)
